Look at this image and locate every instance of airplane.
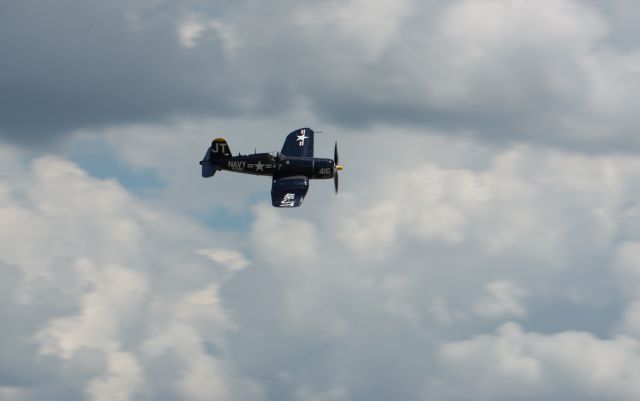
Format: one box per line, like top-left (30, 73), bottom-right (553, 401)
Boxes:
top-left (199, 128), bottom-right (343, 207)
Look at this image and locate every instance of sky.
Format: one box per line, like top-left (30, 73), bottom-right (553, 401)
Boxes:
top-left (2, 0), bottom-right (640, 400)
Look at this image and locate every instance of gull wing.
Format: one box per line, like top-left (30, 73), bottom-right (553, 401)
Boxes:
top-left (281, 128), bottom-right (314, 157)
top-left (271, 175), bottom-right (309, 208)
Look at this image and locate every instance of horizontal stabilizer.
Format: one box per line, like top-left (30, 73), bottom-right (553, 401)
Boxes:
top-left (201, 147), bottom-right (217, 177)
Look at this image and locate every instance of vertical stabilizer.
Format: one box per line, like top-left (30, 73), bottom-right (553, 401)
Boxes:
top-left (210, 138), bottom-right (232, 158)
top-left (201, 138), bottom-right (231, 178)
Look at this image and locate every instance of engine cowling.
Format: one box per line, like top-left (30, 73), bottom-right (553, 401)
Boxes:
top-left (312, 158), bottom-right (335, 179)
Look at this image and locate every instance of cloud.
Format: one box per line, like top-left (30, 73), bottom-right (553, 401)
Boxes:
top-left (429, 323), bottom-right (640, 401)
top-left (6, 120), bottom-right (640, 400)
top-left (473, 281), bottom-right (528, 319)
top-left (0, 146), bottom-right (260, 401)
top-left (4, 0), bottom-right (640, 152)
top-left (5, 1), bottom-right (640, 399)
top-left (0, 0), bottom-right (234, 144)
top-left (221, 131), bottom-right (640, 400)
top-left (197, 249), bottom-right (250, 272)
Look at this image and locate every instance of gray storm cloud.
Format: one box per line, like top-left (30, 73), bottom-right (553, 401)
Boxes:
top-left (3, 0), bottom-right (640, 151)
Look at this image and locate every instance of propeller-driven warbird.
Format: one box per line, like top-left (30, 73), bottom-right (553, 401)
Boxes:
top-left (199, 128), bottom-right (342, 207)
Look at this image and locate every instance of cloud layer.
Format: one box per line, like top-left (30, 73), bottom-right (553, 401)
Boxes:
top-left (4, 0), bottom-right (640, 151)
top-left (0, 148), bottom-right (259, 401)
top-left (4, 123), bottom-right (640, 399)
top-left (4, 1), bottom-right (640, 400)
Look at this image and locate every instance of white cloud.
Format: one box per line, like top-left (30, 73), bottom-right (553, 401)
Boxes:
top-left (338, 143), bottom-right (629, 271)
top-left (223, 131), bottom-right (640, 400)
top-left (7, 118), bottom-right (640, 400)
top-left (87, 350), bottom-right (143, 401)
top-left (177, 354), bottom-right (230, 401)
top-left (198, 249), bottom-right (250, 272)
top-left (178, 17), bottom-right (240, 52)
top-left (251, 204), bottom-right (319, 267)
top-left (43, 115), bottom-right (640, 400)
top-left (429, 323), bottom-right (640, 401)
top-left (0, 147), bottom-right (259, 401)
top-left (473, 280), bottom-right (528, 319)
top-left (340, 163), bottom-right (486, 257)
top-left (178, 19), bottom-right (206, 48)
top-left (37, 260), bottom-right (148, 358)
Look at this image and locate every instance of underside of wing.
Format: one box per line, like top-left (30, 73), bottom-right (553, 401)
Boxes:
top-left (271, 175), bottom-right (309, 208)
top-left (281, 128), bottom-right (314, 157)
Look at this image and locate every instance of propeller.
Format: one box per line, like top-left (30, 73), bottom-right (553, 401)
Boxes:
top-left (334, 141), bottom-right (342, 194)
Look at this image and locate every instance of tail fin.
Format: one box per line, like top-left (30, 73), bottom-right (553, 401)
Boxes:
top-left (200, 138), bottom-right (231, 178)
top-left (211, 138), bottom-right (232, 158)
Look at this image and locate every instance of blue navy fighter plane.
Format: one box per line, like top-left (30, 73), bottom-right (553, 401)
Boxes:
top-left (199, 128), bottom-right (342, 207)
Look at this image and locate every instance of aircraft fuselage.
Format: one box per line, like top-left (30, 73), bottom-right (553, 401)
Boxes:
top-left (207, 153), bottom-right (336, 179)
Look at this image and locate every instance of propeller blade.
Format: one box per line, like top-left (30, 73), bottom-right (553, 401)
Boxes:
top-left (334, 141), bottom-right (341, 194)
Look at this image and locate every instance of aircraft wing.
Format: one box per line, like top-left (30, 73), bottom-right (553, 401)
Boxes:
top-left (271, 175), bottom-right (309, 208)
top-left (281, 128), bottom-right (314, 157)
